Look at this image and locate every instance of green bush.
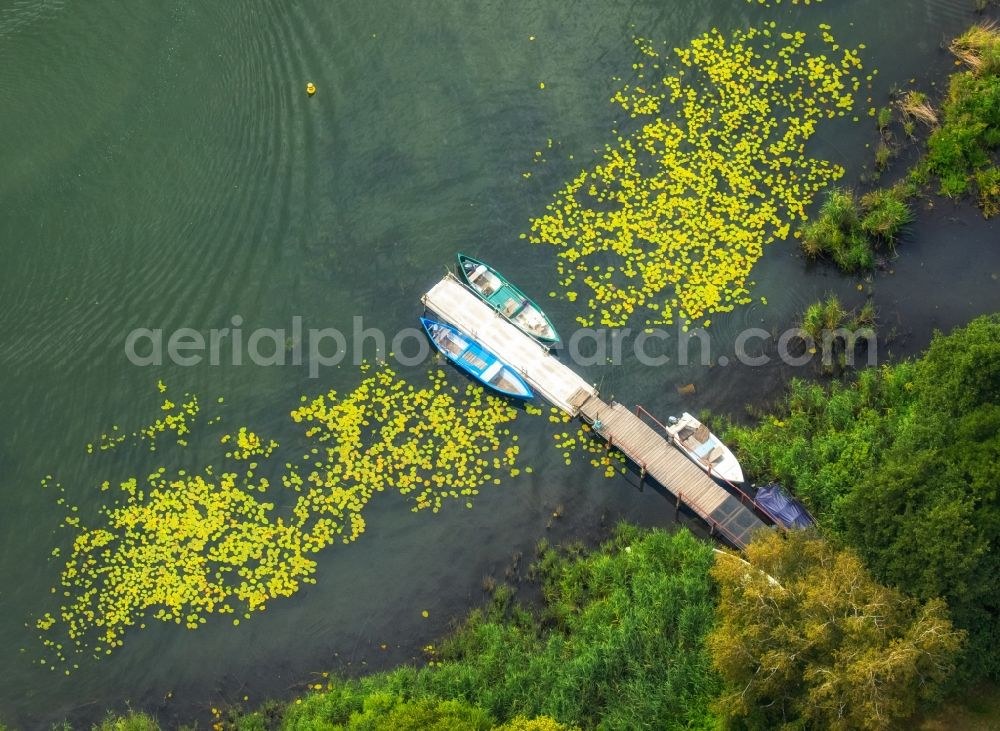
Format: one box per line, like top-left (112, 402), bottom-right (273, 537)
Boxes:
top-left (268, 526), bottom-right (721, 731)
top-left (974, 165), bottom-right (1000, 216)
top-left (860, 187), bottom-right (914, 241)
top-left (798, 187), bottom-right (912, 271)
top-left (420, 526), bottom-right (721, 730)
top-left (923, 27), bottom-right (1000, 207)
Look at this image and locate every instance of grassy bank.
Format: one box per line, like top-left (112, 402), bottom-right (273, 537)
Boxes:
top-left (81, 511), bottom-right (973, 731)
top-left (146, 527), bottom-right (721, 731)
top-left (920, 22), bottom-right (1000, 211)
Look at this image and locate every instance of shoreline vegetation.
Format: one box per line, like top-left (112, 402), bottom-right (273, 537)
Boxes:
top-left (797, 293), bottom-right (877, 375)
top-left (800, 21), bottom-right (1000, 272)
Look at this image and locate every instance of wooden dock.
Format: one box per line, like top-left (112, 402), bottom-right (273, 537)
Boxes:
top-left (572, 394), bottom-right (768, 548)
top-left (422, 273), bottom-right (770, 549)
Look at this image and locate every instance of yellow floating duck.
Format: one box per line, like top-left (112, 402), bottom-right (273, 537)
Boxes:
top-left (306, 82), bottom-right (316, 96)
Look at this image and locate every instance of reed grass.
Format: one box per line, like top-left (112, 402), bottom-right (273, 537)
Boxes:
top-left (974, 166), bottom-right (1000, 216)
top-left (877, 106), bottom-right (893, 133)
top-left (798, 187), bottom-right (912, 270)
top-left (860, 186), bottom-right (914, 242)
top-left (874, 140), bottom-right (894, 171)
top-left (950, 21), bottom-right (1000, 75)
top-left (898, 91), bottom-right (938, 127)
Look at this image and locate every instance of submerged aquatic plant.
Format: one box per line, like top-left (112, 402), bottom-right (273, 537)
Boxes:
top-left (528, 25), bottom-right (865, 329)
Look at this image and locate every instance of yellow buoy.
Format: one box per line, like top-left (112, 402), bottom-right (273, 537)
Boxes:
top-left (306, 82), bottom-right (316, 96)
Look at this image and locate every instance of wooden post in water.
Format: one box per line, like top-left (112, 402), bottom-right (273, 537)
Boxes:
top-left (639, 464), bottom-right (646, 492)
top-left (675, 493), bottom-right (682, 521)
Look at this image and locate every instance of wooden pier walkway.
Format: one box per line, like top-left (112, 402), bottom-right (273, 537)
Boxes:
top-left (571, 393), bottom-right (767, 548)
top-left (422, 273), bottom-right (770, 549)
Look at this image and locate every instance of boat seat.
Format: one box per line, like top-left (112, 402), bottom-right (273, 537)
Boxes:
top-left (693, 441), bottom-right (715, 458)
top-left (480, 360), bottom-right (503, 382)
top-left (502, 300), bottom-right (519, 316)
top-left (693, 424), bottom-right (711, 442)
top-left (707, 446), bottom-right (725, 464)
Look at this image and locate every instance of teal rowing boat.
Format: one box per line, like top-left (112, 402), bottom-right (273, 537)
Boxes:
top-left (457, 254), bottom-right (560, 344)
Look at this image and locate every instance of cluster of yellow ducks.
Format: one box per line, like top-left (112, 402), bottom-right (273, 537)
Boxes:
top-left (554, 423), bottom-right (628, 478)
top-left (37, 368), bottom-right (522, 668)
top-left (527, 23), bottom-right (864, 329)
top-left (286, 366), bottom-right (520, 520)
top-left (89, 381), bottom-right (203, 453)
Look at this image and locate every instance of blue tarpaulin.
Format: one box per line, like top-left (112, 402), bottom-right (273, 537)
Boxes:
top-left (755, 483), bottom-right (815, 529)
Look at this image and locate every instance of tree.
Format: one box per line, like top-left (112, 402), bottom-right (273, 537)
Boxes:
top-left (839, 315), bottom-right (1000, 678)
top-left (708, 531), bottom-right (964, 731)
top-left (284, 692), bottom-right (493, 731)
top-left (495, 718), bottom-right (580, 731)
top-left (725, 314), bottom-right (1000, 679)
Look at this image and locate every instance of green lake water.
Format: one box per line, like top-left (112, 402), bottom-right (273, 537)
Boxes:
top-left (1, 0), bottom-right (998, 726)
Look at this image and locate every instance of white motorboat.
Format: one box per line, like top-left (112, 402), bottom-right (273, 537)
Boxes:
top-left (665, 412), bottom-right (745, 484)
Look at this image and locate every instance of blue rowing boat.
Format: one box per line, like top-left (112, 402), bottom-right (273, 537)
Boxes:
top-left (420, 317), bottom-right (533, 400)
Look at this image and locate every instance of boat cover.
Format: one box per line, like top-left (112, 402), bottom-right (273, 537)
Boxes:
top-left (755, 483), bottom-right (815, 529)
